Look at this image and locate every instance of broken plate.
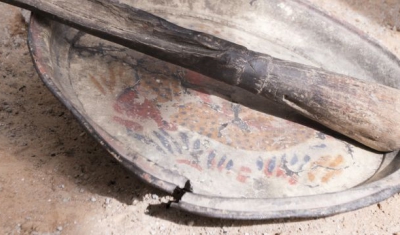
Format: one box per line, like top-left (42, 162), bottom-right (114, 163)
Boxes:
top-left (28, 0), bottom-right (400, 219)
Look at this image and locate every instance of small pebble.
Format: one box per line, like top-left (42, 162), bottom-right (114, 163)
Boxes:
top-left (152, 194), bottom-right (159, 200)
top-left (133, 199), bottom-right (139, 205)
top-left (90, 197), bottom-right (97, 202)
top-left (187, 220), bottom-right (194, 226)
top-left (57, 226), bottom-right (63, 231)
top-left (105, 198), bottom-right (111, 204)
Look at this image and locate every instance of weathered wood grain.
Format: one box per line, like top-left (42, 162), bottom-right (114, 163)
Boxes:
top-left (1, 0), bottom-right (400, 151)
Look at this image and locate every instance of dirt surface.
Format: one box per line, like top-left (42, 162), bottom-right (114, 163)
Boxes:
top-left (1, 1), bottom-right (400, 235)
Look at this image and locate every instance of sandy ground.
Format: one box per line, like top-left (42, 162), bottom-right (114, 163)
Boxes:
top-left (1, 1), bottom-right (400, 234)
